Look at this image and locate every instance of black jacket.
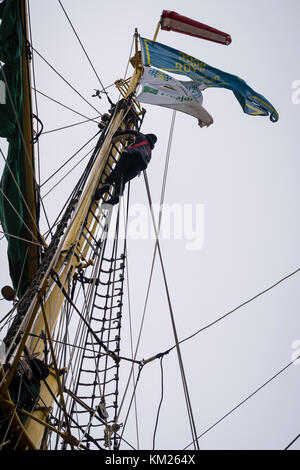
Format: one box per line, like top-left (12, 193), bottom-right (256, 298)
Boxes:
top-left (114, 130), bottom-right (152, 166)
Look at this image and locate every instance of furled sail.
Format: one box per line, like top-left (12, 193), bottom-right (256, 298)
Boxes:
top-left (0, 0), bottom-right (39, 298)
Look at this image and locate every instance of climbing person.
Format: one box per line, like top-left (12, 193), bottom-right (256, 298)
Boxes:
top-left (95, 129), bottom-right (157, 205)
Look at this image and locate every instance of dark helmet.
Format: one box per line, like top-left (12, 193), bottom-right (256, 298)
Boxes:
top-left (146, 133), bottom-right (157, 149)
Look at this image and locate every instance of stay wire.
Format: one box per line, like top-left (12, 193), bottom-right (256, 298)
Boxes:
top-left (121, 183), bottom-right (140, 449)
top-left (41, 79), bottom-right (127, 241)
top-left (118, 364), bottom-right (144, 448)
top-left (41, 115), bottom-right (101, 135)
top-left (183, 352), bottom-right (300, 450)
top-left (0, 148), bottom-right (41, 242)
top-left (42, 146), bottom-right (94, 199)
top-left (41, 133), bottom-right (103, 240)
top-left (135, 112), bottom-right (176, 360)
top-left (29, 43), bottom-right (102, 116)
top-left (169, 267), bottom-right (300, 353)
top-left (152, 356), bottom-right (164, 450)
top-left (285, 432), bottom-right (300, 450)
top-left (0, 186), bottom-right (41, 246)
top-left (58, 0), bottom-right (112, 105)
top-left (116, 111), bottom-right (176, 440)
top-left (118, 111), bottom-right (176, 421)
top-left (40, 130), bottom-right (100, 188)
top-left (0, 230), bottom-right (41, 247)
top-left (39, 195), bottom-right (54, 238)
top-left (33, 88), bottom-right (100, 122)
top-left (41, 56), bottom-right (136, 238)
top-left (143, 171), bottom-right (200, 451)
top-left (135, 110), bottom-right (175, 359)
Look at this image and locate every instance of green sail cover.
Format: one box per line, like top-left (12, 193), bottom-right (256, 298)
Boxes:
top-left (0, 0), bottom-right (32, 297)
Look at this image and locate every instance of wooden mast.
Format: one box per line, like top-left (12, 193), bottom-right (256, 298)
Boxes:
top-left (20, 0), bottom-right (40, 286)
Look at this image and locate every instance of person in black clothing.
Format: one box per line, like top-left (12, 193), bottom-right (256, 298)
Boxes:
top-left (8, 357), bottom-right (49, 422)
top-left (95, 130), bottom-right (157, 205)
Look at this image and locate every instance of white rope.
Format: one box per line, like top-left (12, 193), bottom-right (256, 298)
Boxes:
top-left (116, 112), bottom-right (177, 437)
top-left (143, 171), bottom-right (200, 450)
top-left (122, 184), bottom-right (140, 449)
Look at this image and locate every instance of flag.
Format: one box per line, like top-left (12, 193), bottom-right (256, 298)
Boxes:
top-left (161, 10), bottom-right (231, 46)
top-left (140, 37), bottom-right (279, 122)
top-left (136, 67), bottom-right (213, 127)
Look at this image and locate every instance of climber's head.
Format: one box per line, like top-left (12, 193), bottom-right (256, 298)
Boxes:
top-left (146, 133), bottom-right (157, 149)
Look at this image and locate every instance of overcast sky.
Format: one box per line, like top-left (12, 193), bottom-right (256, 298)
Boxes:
top-left (0, 0), bottom-right (300, 450)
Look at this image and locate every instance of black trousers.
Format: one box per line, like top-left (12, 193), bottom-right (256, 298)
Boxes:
top-left (106, 151), bottom-right (147, 196)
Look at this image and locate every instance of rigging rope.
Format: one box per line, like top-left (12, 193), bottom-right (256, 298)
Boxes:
top-left (0, 148), bottom-right (41, 239)
top-left (0, 230), bottom-right (41, 247)
top-left (60, 92), bottom-right (145, 447)
top-left (29, 44), bottom-right (102, 115)
top-left (33, 88), bottom-right (101, 122)
top-left (285, 432), bottom-right (300, 450)
top-left (0, 187), bottom-right (40, 246)
top-left (116, 111), bottom-right (176, 437)
top-left (30, 114), bottom-right (44, 144)
top-left (118, 364), bottom-right (144, 447)
top-left (39, 297), bottom-right (74, 448)
top-left (41, 116), bottom-right (100, 135)
top-left (122, 183), bottom-right (141, 449)
top-left (41, 377), bottom-right (103, 450)
top-left (50, 270), bottom-right (123, 361)
top-left (0, 49), bottom-right (46, 257)
top-left (52, 71), bottom-right (142, 444)
top-left (40, 131), bottom-right (100, 188)
top-left (42, 147), bottom-right (94, 199)
top-left (183, 351), bottom-right (300, 450)
top-left (56, 183), bottom-right (129, 449)
top-left (168, 267), bottom-right (300, 352)
top-left (24, 2), bottom-right (75, 242)
top-left (58, 0), bottom-right (113, 106)
top-left (152, 356), bottom-right (165, 450)
top-left (0, 4), bottom-right (297, 450)
top-left (40, 67), bottom-right (136, 241)
top-left (41, 132), bottom-right (106, 241)
top-left (0, 63), bottom-right (38, 186)
top-left (0, 28), bottom-right (144, 450)
top-left (143, 170), bottom-right (200, 451)
top-left (135, 111), bottom-right (176, 354)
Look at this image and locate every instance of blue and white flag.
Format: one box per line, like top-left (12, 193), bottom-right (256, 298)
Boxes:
top-left (136, 67), bottom-right (213, 127)
top-left (140, 37), bottom-right (279, 122)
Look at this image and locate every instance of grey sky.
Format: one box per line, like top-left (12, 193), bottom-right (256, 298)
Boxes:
top-left (0, 0), bottom-right (299, 450)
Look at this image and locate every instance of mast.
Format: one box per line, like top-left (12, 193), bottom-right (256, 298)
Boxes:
top-left (0, 15), bottom-right (144, 448)
top-left (19, 0), bottom-right (40, 285)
